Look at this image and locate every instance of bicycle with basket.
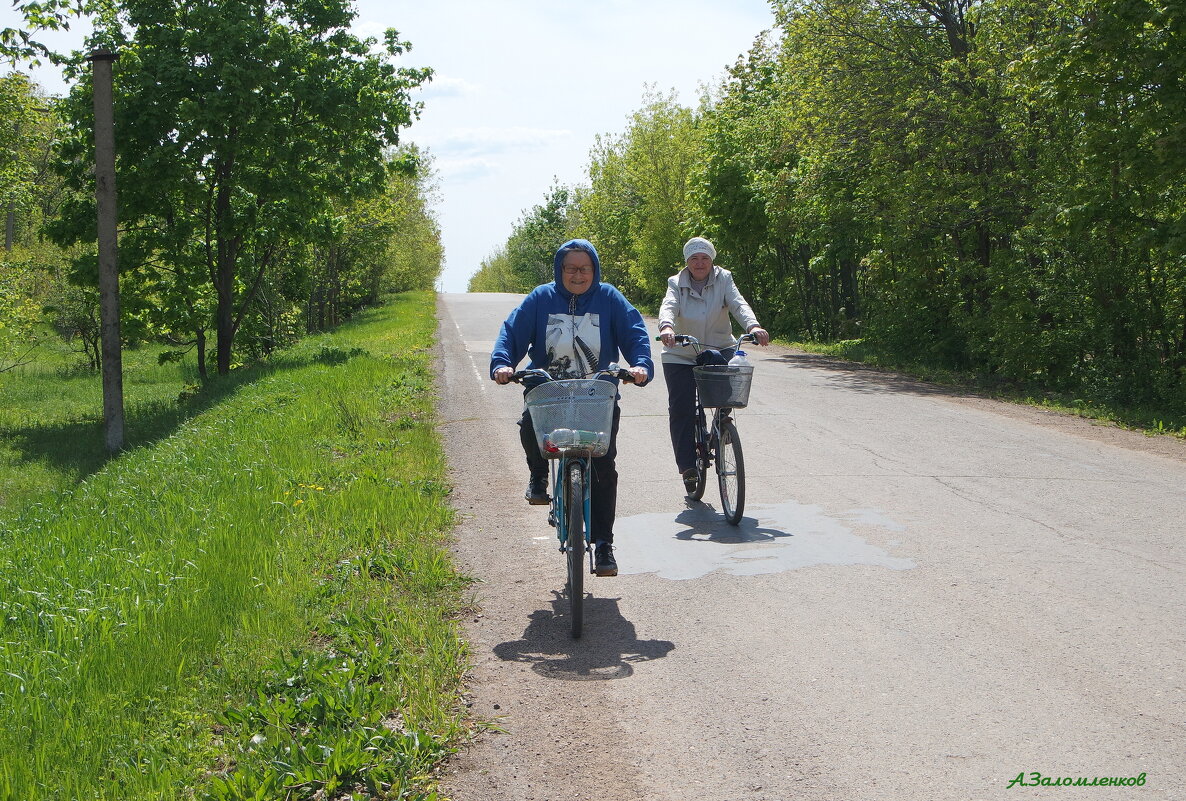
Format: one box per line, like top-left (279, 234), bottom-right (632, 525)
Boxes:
top-left (509, 364), bottom-right (636, 638)
top-left (664, 332), bottom-right (757, 525)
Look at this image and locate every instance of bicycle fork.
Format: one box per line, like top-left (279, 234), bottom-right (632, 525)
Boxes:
top-left (549, 457), bottom-right (592, 561)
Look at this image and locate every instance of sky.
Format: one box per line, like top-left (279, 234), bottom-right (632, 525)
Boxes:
top-left (2, 0), bottom-right (777, 292)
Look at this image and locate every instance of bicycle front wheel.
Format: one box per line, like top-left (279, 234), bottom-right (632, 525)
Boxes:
top-left (716, 419), bottom-right (745, 525)
top-left (564, 460), bottom-right (586, 638)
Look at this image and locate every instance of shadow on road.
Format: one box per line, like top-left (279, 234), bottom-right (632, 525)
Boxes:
top-left (493, 591), bottom-right (675, 681)
top-left (768, 352), bottom-right (978, 399)
top-left (673, 501), bottom-right (792, 543)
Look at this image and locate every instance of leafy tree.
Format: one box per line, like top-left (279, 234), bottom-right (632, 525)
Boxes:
top-left (0, 71), bottom-right (36, 250)
top-left (306, 148), bottom-right (442, 329)
top-left (572, 138), bottom-right (639, 295)
top-left (44, 257), bottom-right (101, 367)
top-left (0, 73), bottom-right (72, 371)
top-left (467, 246), bottom-right (517, 293)
top-left (690, 34), bottom-right (810, 336)
top-left (742, 0), bottom-right (1184, 408)
top-left (1, 71), bottom-right (63, 251)
top-left (1, 0), bottom-right (82, 64)
top-left (769, 0), bottom-right (1007, 355)
top-left (576, 89), bottom-right (700, 306)
top-left (375, 147), bottom-right (444, 294)
top-left (620, 90), bottom-right (700, 303)
top-left (0, 249), bottom-right (45, 370)
top-left (506, 183), bottom-right (574, 289)
top-left (52, 0), bottom-right (432, 374)
top-left (1011, 0), bottom-right (1186, 402)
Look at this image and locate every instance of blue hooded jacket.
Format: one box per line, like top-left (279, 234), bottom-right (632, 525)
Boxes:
top-left (489, 239), bottom-right (654, 385)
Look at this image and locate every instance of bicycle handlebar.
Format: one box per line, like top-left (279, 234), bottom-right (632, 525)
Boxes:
top-left (656, 332), bottom-right (757, 350)
top-left (508, 363), bottom-right (642, 385)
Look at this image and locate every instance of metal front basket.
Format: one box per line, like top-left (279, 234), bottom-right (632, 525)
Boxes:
top-left (524, 378), bottom-right (617, 458)
top-left (693, 364), bottom-right (754, 408)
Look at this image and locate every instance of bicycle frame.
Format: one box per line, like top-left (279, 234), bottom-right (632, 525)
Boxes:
top-left (686, 382), bottom-right (734, 499)
top-left (692, 401), bottom-right (725, 467)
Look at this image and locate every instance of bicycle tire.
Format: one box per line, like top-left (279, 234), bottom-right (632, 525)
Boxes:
top-left (716, 419), bottom-right (745, 525)
top-left (564, 460), bottom-right (585, 638)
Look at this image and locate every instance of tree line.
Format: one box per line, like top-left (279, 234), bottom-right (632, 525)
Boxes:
top-left (470, 0), bottom-right (1185, 415)
top-left (1, 0), bottom-right (442, 377)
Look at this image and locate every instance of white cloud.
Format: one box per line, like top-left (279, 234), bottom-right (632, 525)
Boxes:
top-left (416, 74), bottom-right (480, 99)
top-left (434, 156), bottom-right (499, 181)
top-left (434, 126), bottom-right (572, 158)
top-left (352, 19), bottom-right (386, 36)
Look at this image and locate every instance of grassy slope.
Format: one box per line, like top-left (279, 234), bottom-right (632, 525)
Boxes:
top-left (0, 292), bottom-right (469, 800)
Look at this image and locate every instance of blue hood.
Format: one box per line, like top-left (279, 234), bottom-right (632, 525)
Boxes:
top-left (490, 237), bottom-right (654, 384)
top-left (553, 238), bottom-right (602, 292)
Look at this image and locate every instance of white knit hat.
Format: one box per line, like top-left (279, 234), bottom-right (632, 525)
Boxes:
top-left (683, 237), bottom-right (717, 261)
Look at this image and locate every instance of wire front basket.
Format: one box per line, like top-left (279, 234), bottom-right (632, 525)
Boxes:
top-left (524, 379), bottom-right (617, 458)
top-left (693, 365), bottom-right (754, 408)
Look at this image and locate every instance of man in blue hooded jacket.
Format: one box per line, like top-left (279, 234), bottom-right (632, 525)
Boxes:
top-left (491, 239), bottom-right (653, 576)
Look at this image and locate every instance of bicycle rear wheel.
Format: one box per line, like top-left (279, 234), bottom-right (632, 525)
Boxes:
top-left (564, 460), bottom-right (586, 638)
top-left (716, 419), bottom-right (745, 525)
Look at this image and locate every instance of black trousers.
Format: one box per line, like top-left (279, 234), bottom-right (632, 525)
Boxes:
top-left (519, 403), bottom-right (622, 544)
top-left (663, 362), bottom-right (700, 474)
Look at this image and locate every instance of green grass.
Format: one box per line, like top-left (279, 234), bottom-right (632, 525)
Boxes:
top-left (0, 292), bottom-right (471, 800)
top-left (789, 338), bottom-right (1186, 438)
top-left (0, 335), bottom-right (211, 510)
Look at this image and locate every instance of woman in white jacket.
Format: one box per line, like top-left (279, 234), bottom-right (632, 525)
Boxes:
top-left (657, 237), bottom-right (770, 494)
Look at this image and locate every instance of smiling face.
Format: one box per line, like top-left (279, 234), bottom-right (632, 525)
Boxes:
top-left (561, 249), bottom-right (595, 295)
top-left (686, 251), bottom-right (713, 281)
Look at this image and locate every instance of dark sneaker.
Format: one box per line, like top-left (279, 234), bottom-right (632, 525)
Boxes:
top-left (525, 474), bottom-right (549, 505)
top-left (681, 467), bottom-right (699, 495)
top-left (593, 541), bottom-right (618, 577)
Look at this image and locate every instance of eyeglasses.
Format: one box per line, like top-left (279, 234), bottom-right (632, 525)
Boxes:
top-left (562, 266), bottom-right (593, 275)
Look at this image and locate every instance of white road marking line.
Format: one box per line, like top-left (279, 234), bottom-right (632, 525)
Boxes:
top-left (452, 316), bottom-right (488, 394)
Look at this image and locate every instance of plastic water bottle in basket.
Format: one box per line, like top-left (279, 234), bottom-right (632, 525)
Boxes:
top-left (543, 428), bottom-right (607, 454)
top-left (694, 350), bottom-right (754, 408)
top-left (525, 379), bottom-right (617, 457)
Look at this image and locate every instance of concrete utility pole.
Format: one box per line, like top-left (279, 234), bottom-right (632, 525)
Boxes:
top-left (89, 49), bottom-right (124, 453)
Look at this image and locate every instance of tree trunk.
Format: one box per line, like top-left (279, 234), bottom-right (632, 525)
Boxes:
top-left (215, 244), bottom-right (235, 375)
top-left (840, 256), bottom-right (860, 322)
top-left (196, 328), bottom-right (207, 379)
top-left (213, 168), bottom-right (237, 375)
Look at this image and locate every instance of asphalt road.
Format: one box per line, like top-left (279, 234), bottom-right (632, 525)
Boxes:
top-left (434, 291), bottom-right (1185, 801)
